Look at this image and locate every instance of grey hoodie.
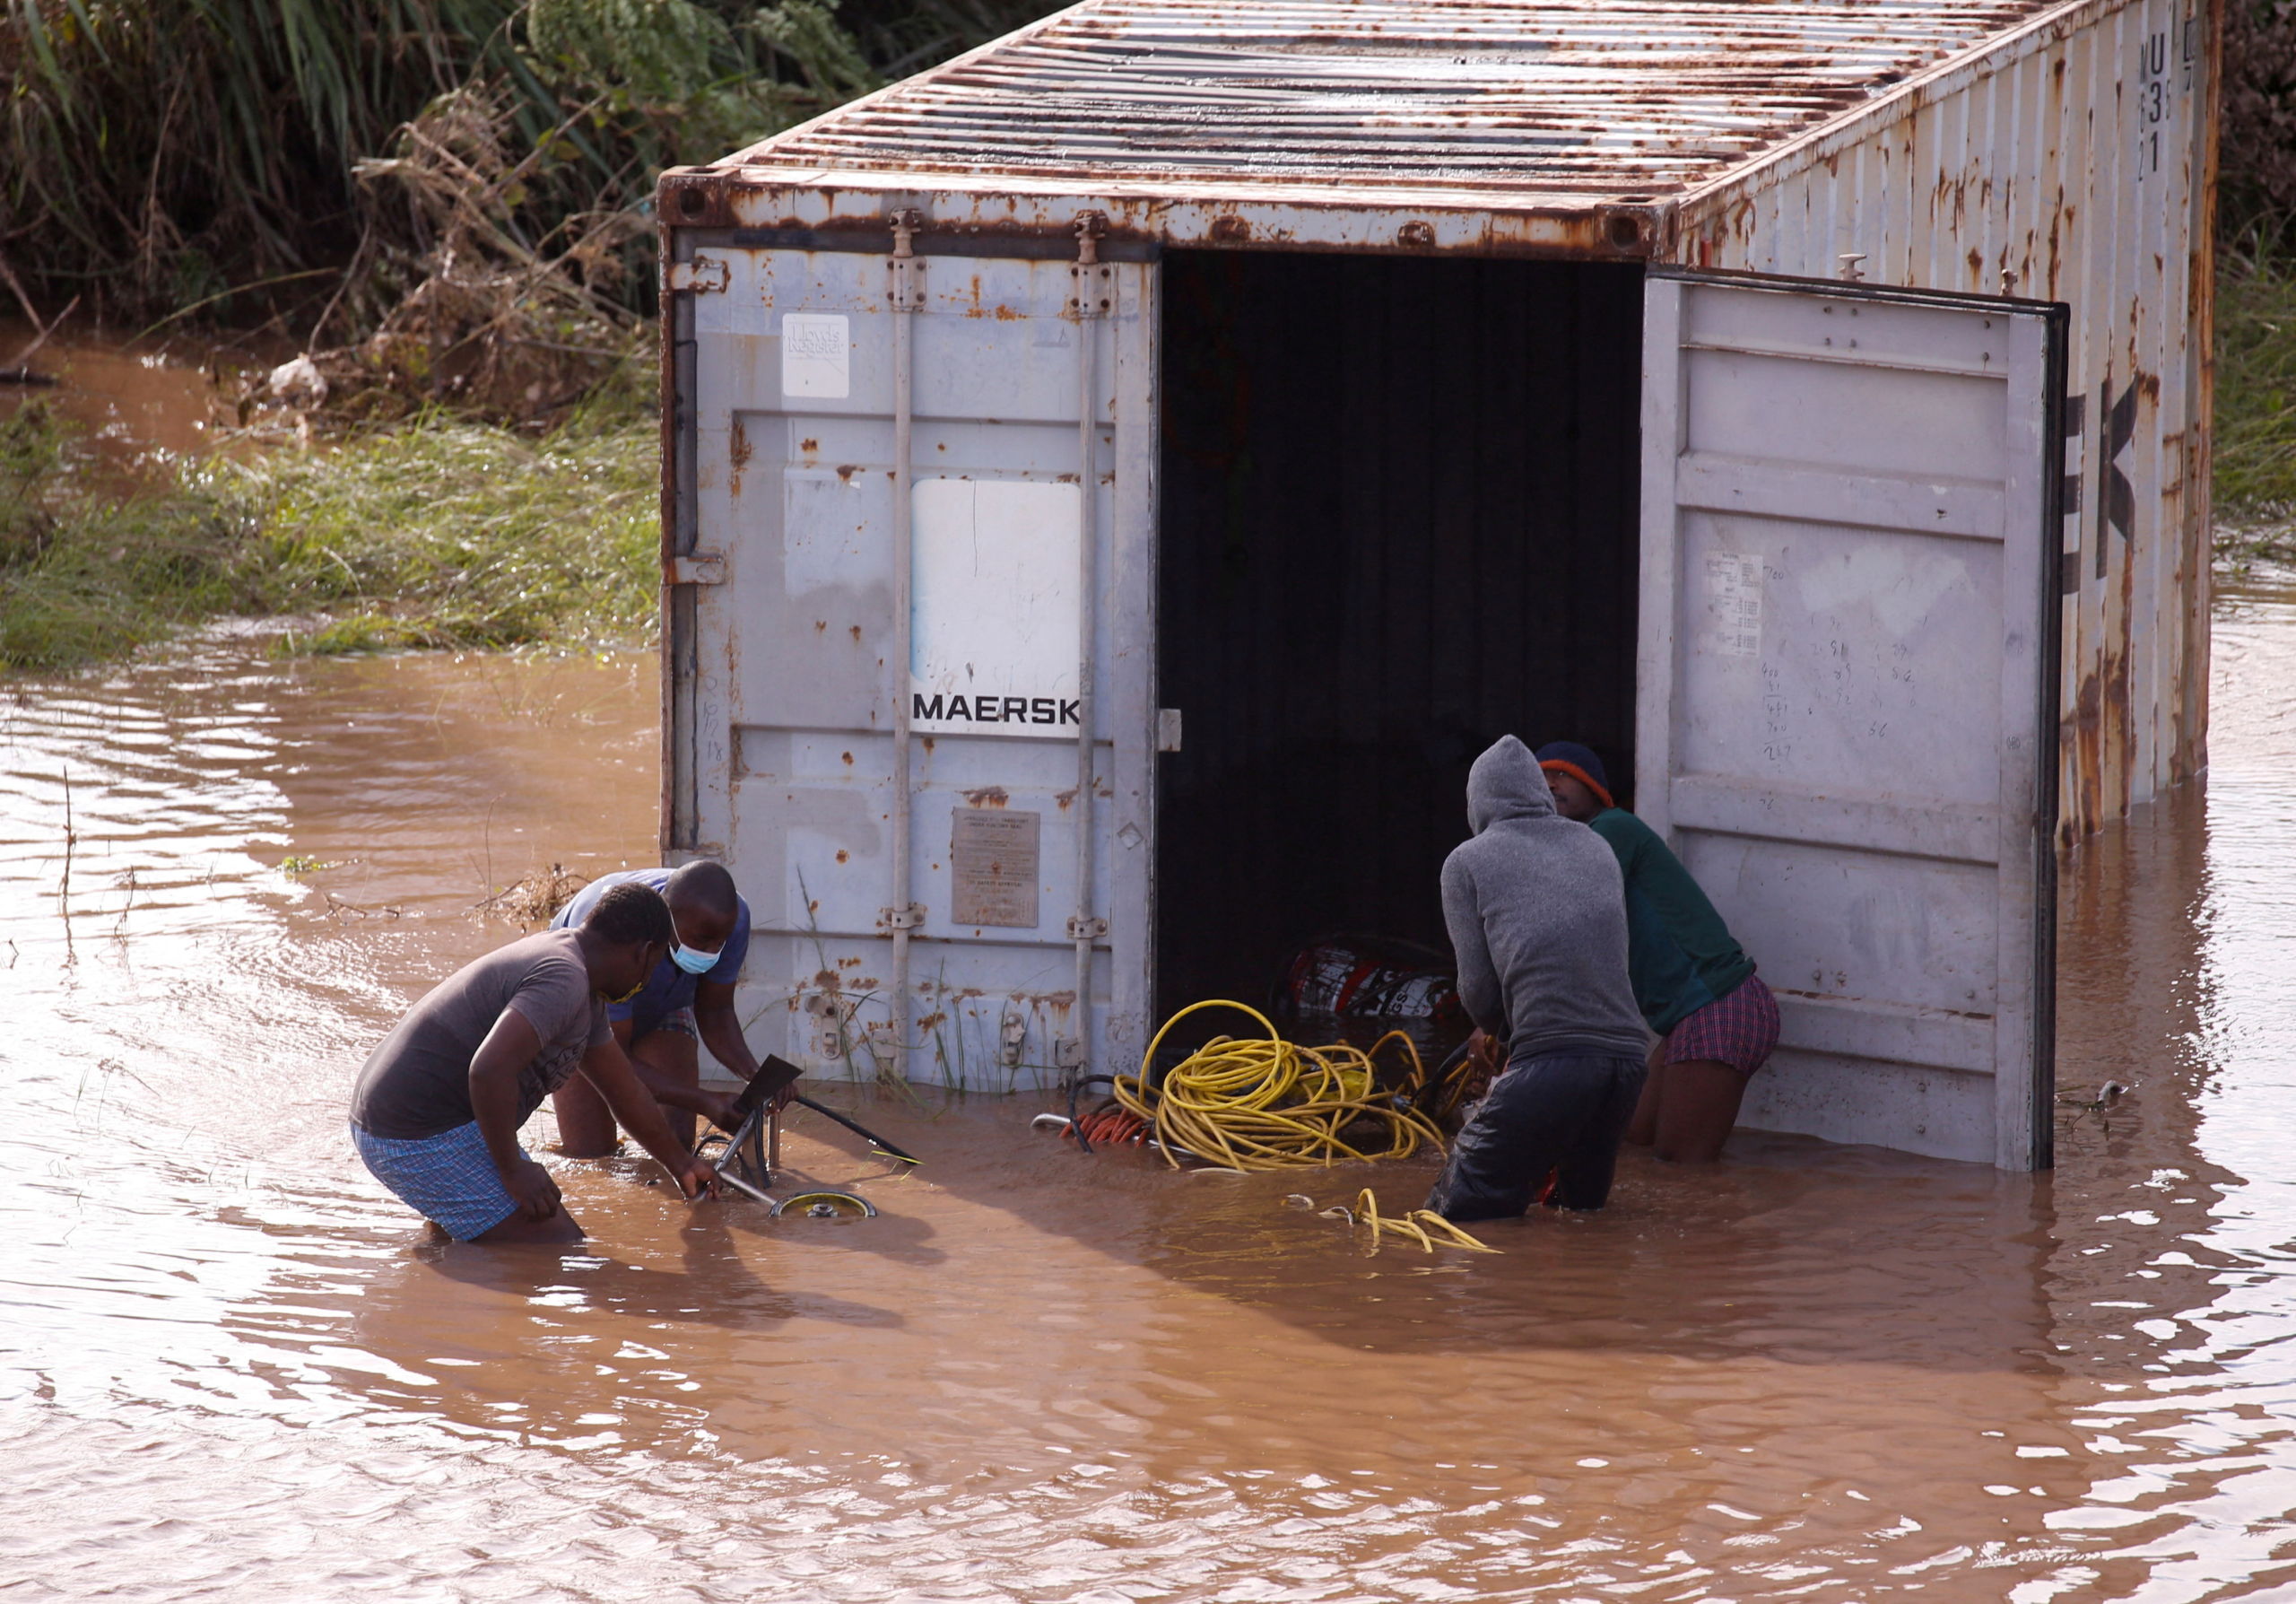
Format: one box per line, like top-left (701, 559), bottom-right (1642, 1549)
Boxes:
top-left (1440, 736), bottom-right (1650, 1062)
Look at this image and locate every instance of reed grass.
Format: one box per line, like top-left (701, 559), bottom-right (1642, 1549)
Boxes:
top-left (2, 1), bottom-right (1057, 336)
top-left (2215, 244), bottom-right (2296, 563)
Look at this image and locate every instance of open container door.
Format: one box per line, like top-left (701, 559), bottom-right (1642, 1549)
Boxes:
top-left (1638, 269), bottom-right (2063, 1170)
top-left (667, 229), bottom-right (1156, 1090)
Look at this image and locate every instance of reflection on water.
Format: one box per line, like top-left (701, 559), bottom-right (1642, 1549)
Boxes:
top-left (0, 318), bottom-right (265, 475)
top-left (2, 589), bottom-right (2294, 1600)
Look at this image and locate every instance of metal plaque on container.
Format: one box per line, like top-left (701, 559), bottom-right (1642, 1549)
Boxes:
top-left (951, 807), bottom-right (1041, 928)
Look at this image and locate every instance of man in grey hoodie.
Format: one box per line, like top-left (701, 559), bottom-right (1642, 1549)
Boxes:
top-left (1427, 736), bottom-right (1652, 1220)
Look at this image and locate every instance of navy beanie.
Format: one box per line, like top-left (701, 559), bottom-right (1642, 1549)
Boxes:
top-left (1535, 741), bottom-right (1613, 806)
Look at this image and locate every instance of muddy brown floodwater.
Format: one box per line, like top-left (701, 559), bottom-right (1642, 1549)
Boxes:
top-left (3, 583), bottom-right (2295, 1601)
top-left (0, 317), bottom-right (267, 474)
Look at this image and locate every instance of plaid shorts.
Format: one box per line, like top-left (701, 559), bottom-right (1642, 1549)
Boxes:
top-left (638, 1005), bottom-right (699, 1042)
top-left (351, 1119), bottom-right (524, 1241)
top-left (1664, 972), bottom-right (1780, 1077)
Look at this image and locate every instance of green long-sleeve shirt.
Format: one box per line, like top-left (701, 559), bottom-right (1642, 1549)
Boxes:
top-left (1587, 807), bottom-right (1756, 1035)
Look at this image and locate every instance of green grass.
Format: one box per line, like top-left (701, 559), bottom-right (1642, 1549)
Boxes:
top-left (250, 410), bottom-right (658, 656)
top-left (2215, 250), bottom-right (2296, 566)
top-left (0, 398), bottom-right (658, 672)
top-left (0, 402), bottom-right (265, 669)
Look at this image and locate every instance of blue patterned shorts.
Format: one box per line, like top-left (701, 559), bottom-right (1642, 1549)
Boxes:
top-left (351, 1119), bottom-right (524, 1241)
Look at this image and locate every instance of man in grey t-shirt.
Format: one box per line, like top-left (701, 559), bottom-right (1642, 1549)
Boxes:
top-left (349, 881), bottom-right (718, 1244)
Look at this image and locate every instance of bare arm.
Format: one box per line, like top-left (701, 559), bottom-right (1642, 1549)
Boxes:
top-left (693, 979), bottom-right (772, 1086)
top-left (467, 1007), bottom-right (561, 1220)
top-left (577, 1036), bottom-right (718, 1198)
top-left (604, 1013), bottom-right (736, 1131)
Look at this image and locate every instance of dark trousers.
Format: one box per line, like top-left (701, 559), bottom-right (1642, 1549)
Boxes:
top-left (1426, 1052), bottom-right (1648, 1221)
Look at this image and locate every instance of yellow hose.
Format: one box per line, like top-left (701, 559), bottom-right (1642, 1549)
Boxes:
top-left (1110, 999), bottom-right (1448, 1172)
top-left (1323, 1188), bottom-right (1500, 1254)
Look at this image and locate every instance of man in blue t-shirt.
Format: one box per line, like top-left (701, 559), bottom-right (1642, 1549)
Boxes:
top-left (549, 859), bottom-right (769, 1156)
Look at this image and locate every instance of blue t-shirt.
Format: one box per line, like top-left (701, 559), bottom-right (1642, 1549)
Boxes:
top-left (552, 867), bottom-right (751, 1039)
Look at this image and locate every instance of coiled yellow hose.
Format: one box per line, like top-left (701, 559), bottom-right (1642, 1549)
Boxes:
top-left (1110, 999), bottom-right (1448, 1172)
top-left (1322, 1188), bottom-right (1500, 1254)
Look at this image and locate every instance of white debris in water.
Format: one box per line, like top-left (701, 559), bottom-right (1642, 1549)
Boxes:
top-left (267, 353), bottom-right (327, 408)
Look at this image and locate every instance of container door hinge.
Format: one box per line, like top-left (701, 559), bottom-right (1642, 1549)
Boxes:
top-left (877, 902), bottom-right (926, 933)
top-left (666, 552), bottom-right (726, 585)
top-left (1068, 212), bottom-right (1111, 318)
top-left (1065, 915), bottom-right (1107, 942)
top-left (1055, 1037), bottom-right (1090, 1075)
top-left (888, 208), bottom-right (927, 312)
top-left (1157, 708), bottom-right (1183, 752)
top-left (666, 255), bottom-right (729, 294)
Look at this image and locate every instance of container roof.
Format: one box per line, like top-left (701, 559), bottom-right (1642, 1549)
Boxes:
top-left (723, 0), bottom-right (2063, 205)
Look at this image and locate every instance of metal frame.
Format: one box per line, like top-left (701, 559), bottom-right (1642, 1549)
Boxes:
top-left (697, 1101), bottom-right (780, 1204)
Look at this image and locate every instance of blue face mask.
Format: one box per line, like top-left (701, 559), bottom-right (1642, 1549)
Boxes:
top-left (668, 912), bottom-right (722, 977)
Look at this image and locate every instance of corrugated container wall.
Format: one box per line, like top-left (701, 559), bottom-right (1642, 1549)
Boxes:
top-left (1669, 0), bottom-right (2217, 836)
top-left (656, 0), bottom-right (2219, 1167)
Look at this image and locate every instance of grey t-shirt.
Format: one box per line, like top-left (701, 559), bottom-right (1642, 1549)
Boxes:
top-left (349, 929), bottom-right (611, 1140)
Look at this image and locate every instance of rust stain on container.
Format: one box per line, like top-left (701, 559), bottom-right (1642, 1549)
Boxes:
top-left (728, 415), bottom-right (752, 500)
top-left (703, 0), bottom-right (2058, 214)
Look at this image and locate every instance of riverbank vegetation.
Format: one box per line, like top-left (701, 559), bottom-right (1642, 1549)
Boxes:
top-left (0, 395), bottom-right (656, 669)
top-left (2216, 244), bottom-right (2296, 567)
top-left (1, 1), bottom-right (1038, 404)
top-left (0, 0), bottom-right (1054, 671)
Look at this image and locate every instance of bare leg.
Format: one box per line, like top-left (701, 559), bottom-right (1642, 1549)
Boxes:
top-left (553, 1028), bottom-right (703, 1157)
top-left (471, 1208), bottom-right (586, 1244)
top-left (1649, 1059), bottom-right (1749, 1164)
top-left (1623, 1037), bottom-right (1666, 1146)
top-left (551, 1073), bottom-right (620, 1158)
top-left (631, 1029), bottom-right (703, 1152)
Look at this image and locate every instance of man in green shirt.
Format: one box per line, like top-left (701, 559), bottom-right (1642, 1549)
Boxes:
top-left (1535, 742), bottom-right (1780, 1163)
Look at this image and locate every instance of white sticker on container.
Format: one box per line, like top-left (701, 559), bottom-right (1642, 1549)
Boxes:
top-left (910, 478), bottom-right (1082, 741)
top-left (1704, 553), bottom-right (1763, 658)
top-left (780, 313), bottom-right (850, 398)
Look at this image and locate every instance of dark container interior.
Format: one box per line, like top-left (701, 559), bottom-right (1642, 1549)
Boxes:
top-left (1153, 250), bottom-right (1646, 1025)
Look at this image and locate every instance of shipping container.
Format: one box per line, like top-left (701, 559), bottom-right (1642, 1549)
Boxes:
top-left (656, 0), bottom-right (2217, 1170)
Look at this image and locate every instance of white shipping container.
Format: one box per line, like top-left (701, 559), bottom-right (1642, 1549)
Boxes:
top-left (656, 0), bottom-right (2216, 1170)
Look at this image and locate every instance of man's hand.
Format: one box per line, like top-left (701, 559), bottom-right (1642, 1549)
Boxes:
top-left (502, 1155), bottom-right (562, 1220)
top-left (1467, 1029), bottom-right (1507, 1077)
top-left (581, 1037), bottom-right (729, 1196)
top-left (696, 1087), bottom-right (740, 1132)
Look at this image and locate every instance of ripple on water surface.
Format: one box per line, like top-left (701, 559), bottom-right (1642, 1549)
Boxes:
top-left (3, 606), bottom-right (2296, 1600)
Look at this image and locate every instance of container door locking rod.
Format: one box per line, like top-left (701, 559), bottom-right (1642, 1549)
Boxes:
top-left (1063, 211), bottom-right (1111, 1091)
top-left (882, 208), bottom-right (927, 1080)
